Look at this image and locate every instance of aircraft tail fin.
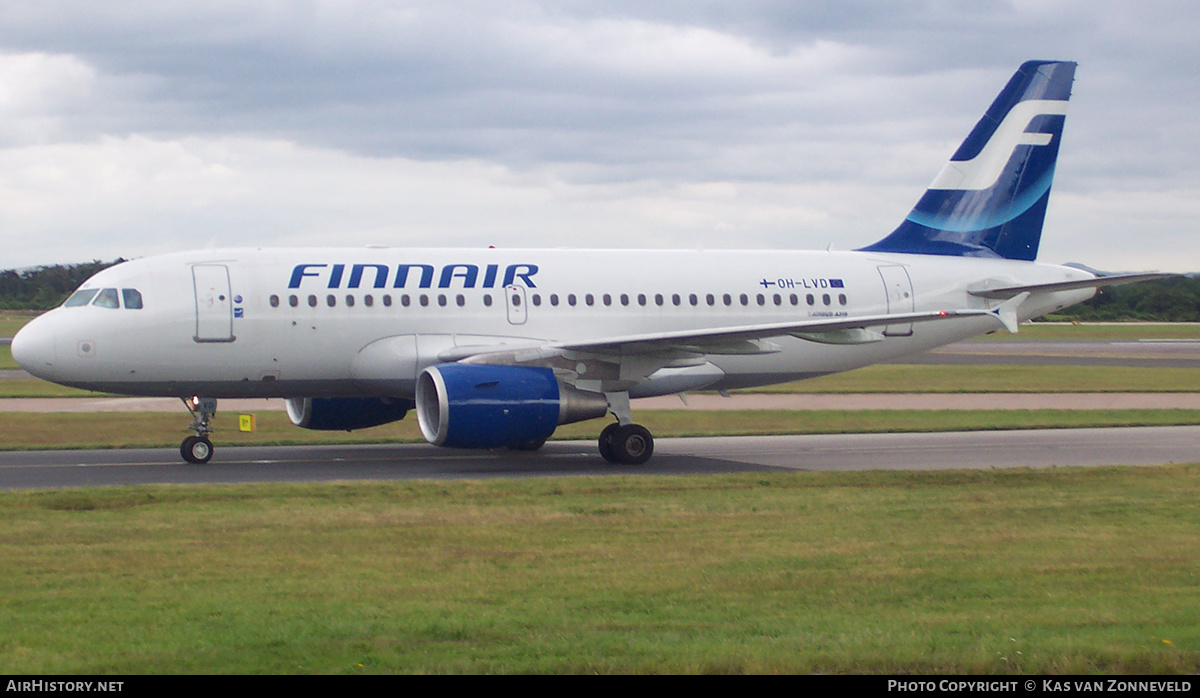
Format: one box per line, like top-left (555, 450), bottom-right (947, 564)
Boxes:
top-left (859, 60), bottom-right (1077, 261)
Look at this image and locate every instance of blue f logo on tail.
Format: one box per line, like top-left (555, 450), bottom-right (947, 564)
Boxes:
top-left (861, 60), bottom-right (1076, 261)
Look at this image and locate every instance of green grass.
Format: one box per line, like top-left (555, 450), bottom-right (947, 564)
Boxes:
top-left (0, 380), bottom-right (115, 398)
top-left (1, 469), bottom-right (1198, 673)
top-left (0, 312), bottom-right (36, 338)
top-left (3, 409), bottom-right (1200, 451)
top-left (2, 312), bottom-right (32, 369)
top-left (744, 365), bottom-right (1200, 393)
top-left (1004, 322), bottom-right (1200, 341)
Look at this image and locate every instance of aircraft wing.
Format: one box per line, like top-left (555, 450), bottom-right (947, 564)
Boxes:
top-left (449, 307), bottom-right (1009, 374)
top-left (967, 272), bottom-right (1176, 299)
top-left (548, 308), bottom-right (994, 355)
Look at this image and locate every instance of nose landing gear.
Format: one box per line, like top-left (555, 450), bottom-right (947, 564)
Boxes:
top-left (180, 396), bottom-right (217, 464)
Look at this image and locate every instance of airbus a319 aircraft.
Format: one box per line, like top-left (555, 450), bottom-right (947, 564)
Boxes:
top-left (12, 61), bottom-right (1166, 465)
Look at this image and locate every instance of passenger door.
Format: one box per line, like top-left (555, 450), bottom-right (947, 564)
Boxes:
top-left (877, 265), bottom-right (914, 337)
top-left (193, 264), bottom-right (235, 342)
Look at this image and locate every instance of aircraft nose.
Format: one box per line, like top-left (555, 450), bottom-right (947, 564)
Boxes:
top-left (10, 317), bottom-right (57, 378)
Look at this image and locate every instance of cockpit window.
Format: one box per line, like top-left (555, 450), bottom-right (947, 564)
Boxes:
top-left (122, 288), bottom-right (144, 309)
top-left (92, 288), bottom-right (120, 309)
top-left (63, 289), bottom-right (99, 307)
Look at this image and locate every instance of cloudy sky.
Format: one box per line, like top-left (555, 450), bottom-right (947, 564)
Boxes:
top-left (1, 1), bottom-right (1197, 271)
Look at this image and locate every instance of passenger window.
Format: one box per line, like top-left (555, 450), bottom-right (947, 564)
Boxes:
top-left (456, 294), bottom-right (465, 307)
top-left (122, 289), bottom-right (144, 309)
top-left (790, 293), bottom-right (799, 306)
top-left (289, 295), bottom-right (299, 307)
top-left (723, 294), bottom-right (732, 306)
top-left (756, 294), bottom-right (765, 306)
top-left (438, 294), bottom-right (447, 307)
top-left (706, 294), bottom-right (715, 306)
top-left (483, 294), bottom-right (493, 307)
top-left (689, 294), bottom-right (698, 306)
top-left (672, 294), bottom-right (681, 306)
top-left (568, 294), bottom-right (577, 306)
top-left (823, 293), bottom-right (831, 305)
top-left (739, 294), bottom-right (749, 306)
top-left (532, 294), bottom-right (541, 307)
top-left (655, 294), bottom-right (664, 306)
top-left (806, 294), bottom-right (815, 306)
top-left (64, 289), bottom-right (98, 307)
top-left (602, 294), bottom-right (611, 306)
top-left (620, 294), bottom-right (629, 306)
top-left (550, 294), bottom-right (559, 306)
top-left (383, 295), bottom-right (393, 307)
top-left (92, 288), bottom-right (120, 309)
top-left (365, 295), bottom-right (374, 307)
top-left (773, 294), bottom-right (781, 306)
top-left (839, 293), bottom-right (847, 306)
top-left (308, 295), bottom-right (318, 307)
top-left (327, 294), bottom-right (336, 307)
top-left (269, 294), bottom-right (280, 308)
top-left (585, 294), bottom-right (594, 306)
top-left (638, 294), bottom-right (646, 306)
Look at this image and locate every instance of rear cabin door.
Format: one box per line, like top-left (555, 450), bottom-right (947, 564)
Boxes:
top-left (877, 265), bottom-right (915, 337)
top-left (193, 264), bottom-right (236, 342)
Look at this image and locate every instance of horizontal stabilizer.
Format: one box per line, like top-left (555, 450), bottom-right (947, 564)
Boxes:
top-left (968, 272), bottom-right (1176, 299)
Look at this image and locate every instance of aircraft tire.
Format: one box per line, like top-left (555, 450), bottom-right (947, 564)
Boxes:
top-left (181, 436), bottom-right (214, 464)
top-left (610, 424), bottom-right (653, 465)
top-left (598, 423), bottom-right (620, 463)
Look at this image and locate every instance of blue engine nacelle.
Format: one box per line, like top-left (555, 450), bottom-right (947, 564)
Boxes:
top-left (416, 364), bottom-right (608, 449)
top-left (285, 396), bottom-right (413, 431)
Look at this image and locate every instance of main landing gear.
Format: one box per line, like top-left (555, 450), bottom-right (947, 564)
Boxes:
top-left (598, 391), bottom-right (654, 465)
top-left (180, 396), bottom-right (217, 464)
top-left (598, 423), bottom-right (654, 464)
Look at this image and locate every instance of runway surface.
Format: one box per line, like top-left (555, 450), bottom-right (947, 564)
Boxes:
top-left (2, 426), bottom-right (1196, 490)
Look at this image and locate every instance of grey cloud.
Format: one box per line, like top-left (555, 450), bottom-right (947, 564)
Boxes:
top-left (0, 1), bottom-right (1198, 269)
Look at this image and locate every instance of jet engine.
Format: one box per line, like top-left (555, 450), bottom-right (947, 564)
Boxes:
top-left (285, 396), bottom-right (413, 431)
top-left (416, 364), bottom-right (608, 448)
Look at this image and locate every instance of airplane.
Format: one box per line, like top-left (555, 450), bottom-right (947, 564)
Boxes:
top-left (11, 60), bottom-right (1169, 465)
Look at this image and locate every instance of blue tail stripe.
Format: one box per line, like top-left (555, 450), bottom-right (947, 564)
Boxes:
top-left (859, 60), bottom-right (1076, 262)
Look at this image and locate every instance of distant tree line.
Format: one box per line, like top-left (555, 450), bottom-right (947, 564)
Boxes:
top-left (0, 260), bottom-right (126, 310)
top-left (1047, 275), bottom-right (1200, 322)
top-left (1, 259), bottom-right (1198, 320)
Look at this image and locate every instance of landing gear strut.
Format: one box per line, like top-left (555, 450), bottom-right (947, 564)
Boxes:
top-left (598, 391), bottom-right (654, 465)
top-left (180, 396), bottom-right (217, 464)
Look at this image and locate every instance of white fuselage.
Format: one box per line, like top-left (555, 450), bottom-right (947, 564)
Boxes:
top-left (13, 247), bottom-right (1095, 399)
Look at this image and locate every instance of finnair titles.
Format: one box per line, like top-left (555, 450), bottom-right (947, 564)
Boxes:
top-left (288, 262), bottom-right (540, 290)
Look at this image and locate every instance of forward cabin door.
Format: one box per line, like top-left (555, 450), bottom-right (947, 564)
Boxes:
top-left (877, 265), bottom-right (914, 337)
top-left (193, 264), bottom-right (236, 342)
